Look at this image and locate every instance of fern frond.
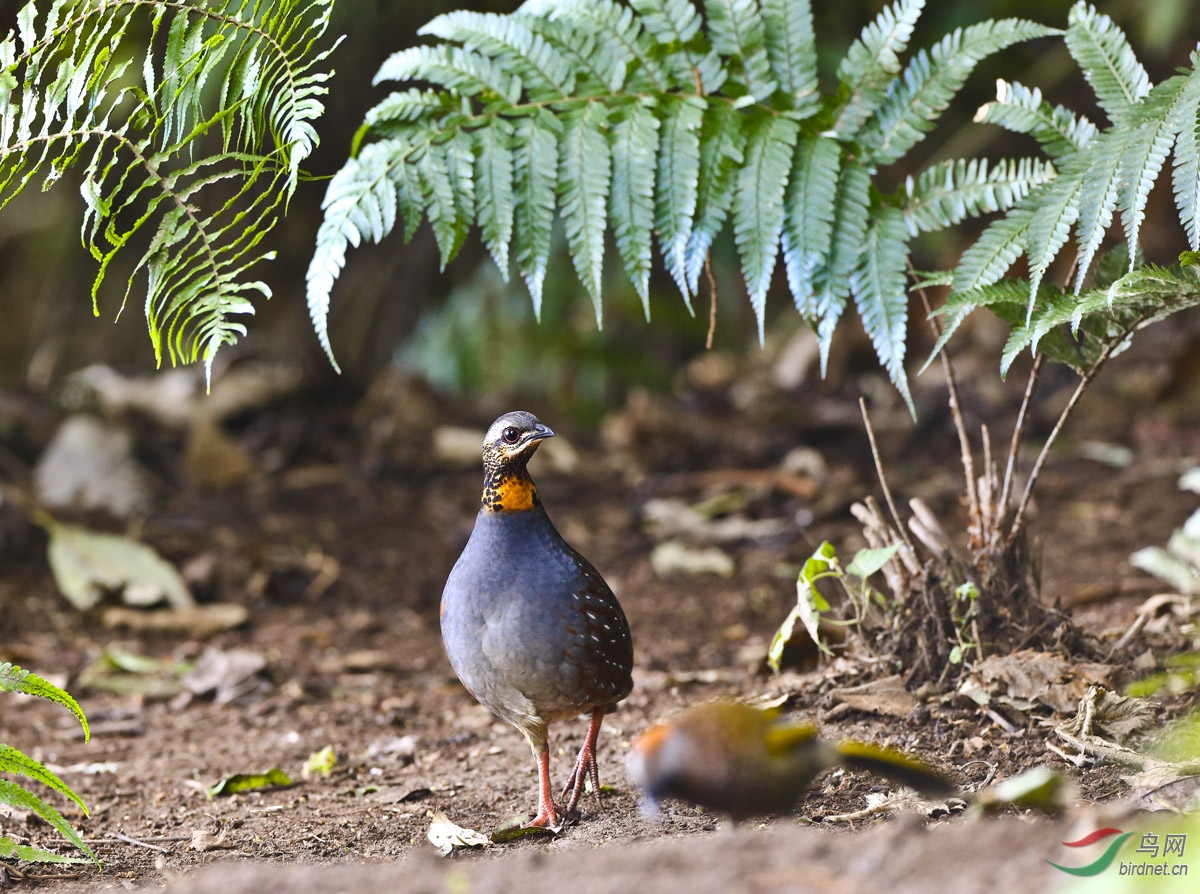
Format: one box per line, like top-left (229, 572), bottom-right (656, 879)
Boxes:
top-left (630, 0), bottom-right (726, 93)
top-left (513, 108), bottom-right (562, 318)
top-left (812, 163), bottom-right (872, 371)
top-left (973, 79), bottom-right (1097, 158)
top-left (781, 134), bottom-right (840, 314)
top-left (533, 0), bottom-right (670, 92)
top-left (1071, 132), bottom-right (1122, 290)
top-left (0, 779), bottom-right (96, 866)
top-left (706, 0), bottom-right (776, 101)
top-left (476, 115), bottom-right (515, 276)
top-left (1172, 63), bottom-right (1200, 251)
top-left (610, 100), bottom-right (661, 314)
top-left (1065, 2), bottom-right (1149, 124)
top-left (1, 0), bottom-right (335, 383)
top-left (374, 45), bottom-right (523, 104)
top-left (558, 102), bottom-right (612, 324)
top-left (655, 95), bottom-right (706, 303)
top-left (901, 157), bottom-right (1056, 236)
top-left (833, 0), bottom-right (925, 138)
top-left (864, 19), bottom-right (1057, 164)
top-left (1023, 169), bottom-right (1083, 314)
top-left (419, 10), bottom-right (575, 100)
top-left (951, 205), bottom-right (1034, 295)
top-left (761, 0), bottom-right (818, 115)
top-left (685, 100), bottom-right (747, 296)
top-left (0, 662), bottom-right (88, 741)
top-left (0, 745), bottom-right (88, 816)
top-left (851, 207), bottom-right (913, 407)
top-left (733, 110), bottom-right (800, 340)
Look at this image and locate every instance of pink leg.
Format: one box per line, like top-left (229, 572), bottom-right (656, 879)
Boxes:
top-left (562, 707), bottom-right (606, 815)
top-left (525, 741), bottom-right (561, 828)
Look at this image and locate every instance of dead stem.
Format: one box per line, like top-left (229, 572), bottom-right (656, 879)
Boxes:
top-left (859, 397), bottom-right (916, 556)
top-left (913, 275), bottom-right (980, 528)
top-left (1007, 341), bottom-right (1117, 543)
top-left (704, 255), bottom-right (718, 349)
top-left (999, 353), bottom-right (1043, 523)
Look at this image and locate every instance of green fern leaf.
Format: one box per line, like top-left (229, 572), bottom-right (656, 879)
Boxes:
top-left (0, 745), bottom-right (88, 816)
top-left (419, 10), bottom-right (574, 100)
top-left (0, 779), bottom-right (97, 866)
top-left (476, 116), bottom-right (515, 277)
top-left (706, 0), bottom-right (776, 101)
top-left (782, 134), bottom-right (841, 315)
top-left (533, 0), bottom-right (671, 92)
top-left (306, 141), bottom-right (405, 371)
top-left (851, 207), bottom-right (913, 408)
top-left (1115, 78), bottom-right (1188, 273)
top-left (733, 111), bottom-right (800, 341)
top-left (630, 0), bottom-right (726, 93)
top-left (1172, 63), bottom-right (1200, 251)
top-left (1023, 170), bottom-right (1083, 314)
top-left (655, 95), bottom-right (706, 303)
top-left (1071, 132), bottom-right (1122, 290)
top-left (1065, 2), bottom-right (1149, 124)
top-left (0, 663), bottom-right (88, 741)
top-left (685, 100), bottom-right (747, 295)
top-left (374, 45), bottom-right (523, 104)
top-left (610, 100), bottom-right (661, 314)
top-left (558, 102), bottom-right (612, 324)
top-left (973, 79), bottom-right (1097, 158)
top-left (864, 19), bottom-right (1057, 164)
top-left (523, 12), bottom-right (629, 96)
top-left (813, 163), bottom-right (872, 371)
top-left (951, 205), bottom-right (1034, 295)
top-left (902, 157), bottom-right (1056, 236)
top-left (363, 89), bottom-right (456, 132)
top-left (833, 0), bottom-right (925, 138)
top-left (762, 0), bottom-right (818, 114)
top-left (513, 108), bottom-right (562, 318)
top-left (0, 837), bottom-right (91, 865)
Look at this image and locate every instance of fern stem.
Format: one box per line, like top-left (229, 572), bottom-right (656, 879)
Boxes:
top-left (704, 253), bottom-right (717, 348)
top-left (998, 352), bottom-right (1043, 523)
top-left (858, 396), bottom-right (916, 558)
top-left (1007, 340), bottom-right (1117, 544)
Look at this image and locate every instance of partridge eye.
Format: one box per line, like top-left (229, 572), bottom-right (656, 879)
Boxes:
top-left (502, 427), bottom-right (522, 445)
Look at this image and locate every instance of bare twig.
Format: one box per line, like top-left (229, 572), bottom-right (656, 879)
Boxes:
top-left (859, 397), bottom-right (916, 556)
top-left (704, 255), bottom-right (718, 349)
top-left (112, 832), bottom-right (172, 853)
top-left (1008, 341), bottom-right (1118, 543)
top-left (913, 275), bottom-right (979, 527)
top-left (999, 353), bottom-right (1043, 519)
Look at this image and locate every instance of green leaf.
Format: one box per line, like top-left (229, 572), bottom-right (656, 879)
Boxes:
top-left (0, 745), bottom-right (89, 816)
top-left (1065, 1), bottom-right (1149, 124)
top-left (206, 767), bottom-right (293, 797)
top-left (901, 157), bottom-right (1056, 236)
top-left (706, 0), bottom-right (776, 100)
top-left (557, 102), bottom-right (612, 324)
top-left (733, 111), bottom-right (800, 341)
top-left (782, 134), bottom-right (841, 315)
top-left (0, 836), bottom-right (92, 865)
top-left (845, 543), bottom-right (901, 579)
top-left (476, 115), bottom-right (515, 276)
top-left (684, 100), bottom-right (746, 296)
top-left (851, 207), bottom-right (913, 410)
top-left (0, 663), bottom-right (89, 742)
top-left (833, 0), bottom-right (925, 138)
top-left (654, 95), bottom-right (705, 304)
top-left (609, 100), bottom-right (661, 315)
top-left (0, 779), bottom-right (98, 866)
top-left (813, 163), bottom-right (871, 371)
top-left (513, 108), bottom-right (562, 317)
top-left (973, 79), bottom-right (1097, 159)
top-left (762, 0), bottom-right (818, 113)
top-left (1171, 65), bottom-right (1200, 251)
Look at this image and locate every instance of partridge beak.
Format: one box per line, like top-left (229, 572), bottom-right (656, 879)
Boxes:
top-left (524, 422), bottom-right (555, 444)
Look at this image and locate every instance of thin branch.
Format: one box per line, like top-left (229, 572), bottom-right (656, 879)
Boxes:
top-left (999, 352), bottom-right (1043, 518)
top-left (1008, 341), bottom-right (1118, 543)
top-left (704, 254), bottom-right (718, 349)
top-left (859, 397), bottom-right (916, 556)
top-left (913, 272), bottom-right (979, 525)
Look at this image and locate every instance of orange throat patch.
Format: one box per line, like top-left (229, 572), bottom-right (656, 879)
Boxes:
top-left (483, 472), bottom-right (540, 512)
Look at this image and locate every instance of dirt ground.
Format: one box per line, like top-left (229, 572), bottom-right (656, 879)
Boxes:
top-left (3, 320), bottom-right (1200, 892)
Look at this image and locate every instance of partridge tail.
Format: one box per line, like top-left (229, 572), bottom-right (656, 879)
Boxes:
top-left (835, 742), bottom-right (955, 798)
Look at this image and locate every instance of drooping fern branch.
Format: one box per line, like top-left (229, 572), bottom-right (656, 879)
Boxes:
top-left (932, 2), bottom-right (1200, 372)
top-left (0, 662), bottom-right (98, 866)
top-left (0, 0), bottom-right (338, 382)
top-left (307, 0), bottom-right (1058, 407)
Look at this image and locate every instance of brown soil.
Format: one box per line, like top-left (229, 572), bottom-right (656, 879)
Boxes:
top-left (2, 333), bottom-right (1199, 892)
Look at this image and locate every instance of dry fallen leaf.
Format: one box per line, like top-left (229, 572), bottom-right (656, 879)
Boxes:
top-left (426, 810), bottom-right (491, 856)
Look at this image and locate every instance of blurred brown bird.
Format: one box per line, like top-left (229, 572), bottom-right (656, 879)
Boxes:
top-left (440, 411), bottom-right (634, 829)
top-left (627, 701), bottom-right (953, 820)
